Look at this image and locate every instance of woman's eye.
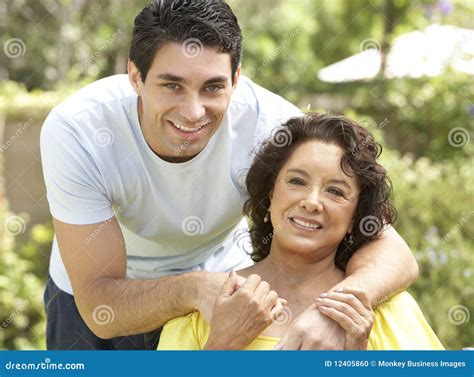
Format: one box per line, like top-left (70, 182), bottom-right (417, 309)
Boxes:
top-left (289, 178), bottom-right (305, 186)
top-left (328, 187), bottom-right (344, 197)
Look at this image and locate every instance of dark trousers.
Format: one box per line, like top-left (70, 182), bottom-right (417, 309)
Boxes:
top-left (43, 274), bottom-right (162, 350)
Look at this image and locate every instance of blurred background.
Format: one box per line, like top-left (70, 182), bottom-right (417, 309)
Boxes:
top-left (0, 0), bottom-right (472, 350)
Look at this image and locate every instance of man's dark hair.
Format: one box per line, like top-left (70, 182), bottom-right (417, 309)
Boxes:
top-left (243, 113), bottom-right (397, 271)
top-left (129, 0), bottom-right (242, 82)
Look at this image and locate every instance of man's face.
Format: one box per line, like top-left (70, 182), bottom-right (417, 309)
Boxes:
top-left (129, 42), bottom-right (239, 162)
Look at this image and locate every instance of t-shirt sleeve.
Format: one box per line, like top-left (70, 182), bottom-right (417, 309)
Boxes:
top-left (40, 112), bottom-right (113, 225)
top-left (368, 291), bottom-right (445, 350)
top-left (252, 85), bottom-right (303, 146)
top-left (157, 311), bottom-right (211, 350)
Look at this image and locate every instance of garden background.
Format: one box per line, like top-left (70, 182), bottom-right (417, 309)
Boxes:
top-left (0, 0), bottom-right (472, 350)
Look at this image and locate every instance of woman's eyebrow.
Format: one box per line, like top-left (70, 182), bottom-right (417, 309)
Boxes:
top-left (287, 168), bottom-right (309, 177)
top-left (327, 179), bottom-right (351, 189)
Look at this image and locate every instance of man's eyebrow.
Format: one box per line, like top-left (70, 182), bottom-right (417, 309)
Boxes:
top-left (155, 74), bottom-right (229, 86)
top-left (155, 73), bottom-right (186, 83)
top-left (203, 76), bottom-right (229, 85)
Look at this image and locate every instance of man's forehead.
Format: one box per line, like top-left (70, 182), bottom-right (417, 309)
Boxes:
top-left (150, 42), bottom-right (233, 82)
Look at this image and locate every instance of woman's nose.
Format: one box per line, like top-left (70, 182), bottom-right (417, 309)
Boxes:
top-left (301, 188), bottom-right (323, 213)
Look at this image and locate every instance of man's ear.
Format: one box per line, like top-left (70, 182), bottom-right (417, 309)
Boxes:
top-left (128, 59), bottom-right (143, 96)
top-left (232, 66), bottom-right (241, 88)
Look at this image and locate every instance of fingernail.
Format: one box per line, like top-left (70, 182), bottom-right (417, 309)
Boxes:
top-left (320, 293), bottom-right (328, 298)
top-left (319, 305), bottom-right (327, 310)
top-left (336, 287), bottom-right (344, 292)
top-left (315, 297), bottom-right (322, 302)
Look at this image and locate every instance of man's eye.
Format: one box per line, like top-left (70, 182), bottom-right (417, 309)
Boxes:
top-left (205, 85), bottom-right (223, 93)
top-left (162, 83), bottom-right (180, 90)
top-left (328, 187), bottom-right (344, 197)
top-left (289, 178), bottom-right (305, 186)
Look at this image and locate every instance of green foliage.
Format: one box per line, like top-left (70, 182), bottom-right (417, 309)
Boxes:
top-left (0, 206), bottom-right (52, 350)
top-left (384, 150), bottom-right (473, 350)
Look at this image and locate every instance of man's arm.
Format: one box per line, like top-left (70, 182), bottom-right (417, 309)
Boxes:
top-left (275, 226), bottom-right (418, 350)
top-left (53, 217), bottom-right (226, 339)
top-left (333, 226), bottom-right (418, 305)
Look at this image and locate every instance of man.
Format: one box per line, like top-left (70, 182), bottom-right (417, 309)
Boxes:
top-left (41, 0), bottom-right (418, 350)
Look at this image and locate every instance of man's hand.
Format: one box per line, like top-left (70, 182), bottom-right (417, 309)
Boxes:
top-left (204, 272), bottom-right (286, 350)
top-left (197, 271), bottom-right (246, 323)
top-left (315, 288), bottom-right (374, 350)
top-left (274, 303), bottom-right (345, 350)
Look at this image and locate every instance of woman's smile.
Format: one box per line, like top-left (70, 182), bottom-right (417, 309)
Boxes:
top-left (288, 216), bottom-right (323, 232)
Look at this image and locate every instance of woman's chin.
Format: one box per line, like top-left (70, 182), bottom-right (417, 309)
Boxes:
top-left (278, 241), bottom-right (331, 258)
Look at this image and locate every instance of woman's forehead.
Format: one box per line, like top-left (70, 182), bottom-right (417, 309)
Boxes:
top-left (285, 141), bottom-right (343, 170)
top-left (280, 140), bottom-right (358, 184)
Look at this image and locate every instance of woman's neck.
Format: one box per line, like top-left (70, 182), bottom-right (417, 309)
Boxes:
top-left (241, 243), bottom-right (345, 302)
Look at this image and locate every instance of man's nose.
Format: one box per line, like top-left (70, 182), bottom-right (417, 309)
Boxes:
top-left (179, 94), bottom-right (206, 123)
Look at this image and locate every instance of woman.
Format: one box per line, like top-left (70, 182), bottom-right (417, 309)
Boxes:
top-left (158, 113), bottom-right (444, 350)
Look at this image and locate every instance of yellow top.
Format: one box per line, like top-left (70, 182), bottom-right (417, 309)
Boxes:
top-left (157, 291), bottom-right (444, 350)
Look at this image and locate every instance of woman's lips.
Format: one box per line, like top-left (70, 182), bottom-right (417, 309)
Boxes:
top-left (289, 216), bottom-right (323, 231)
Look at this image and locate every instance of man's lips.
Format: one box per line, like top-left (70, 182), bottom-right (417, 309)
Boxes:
top-left (167, 120), bottom-right (211, 134)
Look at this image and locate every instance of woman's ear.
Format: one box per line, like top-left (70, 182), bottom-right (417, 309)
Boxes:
top-left (348, 218), bottom-right (355, 234)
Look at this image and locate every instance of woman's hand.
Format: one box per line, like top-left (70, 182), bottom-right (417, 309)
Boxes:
top-left (204, 271), bottom-right (287, 350)
top-left (315, 287), bottom-right (374, 350)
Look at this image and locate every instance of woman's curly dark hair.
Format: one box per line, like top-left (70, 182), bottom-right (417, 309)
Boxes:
top-left (243, 113), bottom-right (397, 271)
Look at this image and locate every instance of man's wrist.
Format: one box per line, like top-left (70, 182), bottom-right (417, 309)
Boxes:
top-left (204, 335), bottom-right (239, 350)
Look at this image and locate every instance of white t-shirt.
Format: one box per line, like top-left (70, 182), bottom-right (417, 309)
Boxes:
top-left (41, 74), bottom-right (302, 295)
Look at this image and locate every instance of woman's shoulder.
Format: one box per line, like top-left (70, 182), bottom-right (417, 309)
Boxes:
top-left (369, 291), bottom-right (444, 350)
top-left (376, 291), bottom-right (418, 312)
top-left (158, 311), bottom-right (211, 350)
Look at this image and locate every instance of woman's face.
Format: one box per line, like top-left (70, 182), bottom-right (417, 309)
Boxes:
top-left (269, 140), bottom-right (359, 261)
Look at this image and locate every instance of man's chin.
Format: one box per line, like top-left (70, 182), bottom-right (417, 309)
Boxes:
top-left (161, 145), bottom-right (205, 163)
